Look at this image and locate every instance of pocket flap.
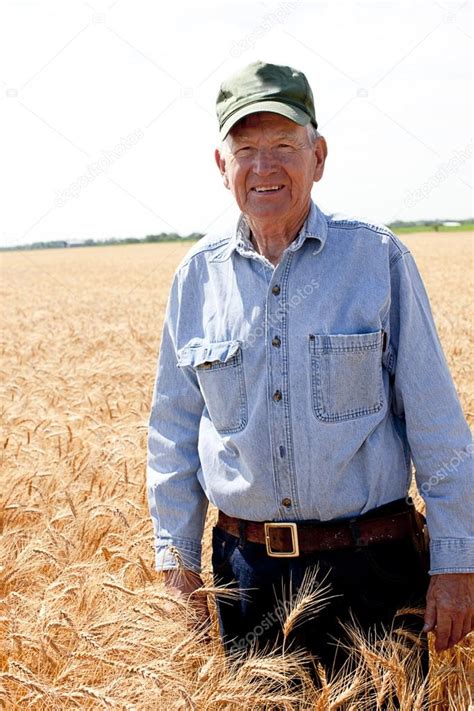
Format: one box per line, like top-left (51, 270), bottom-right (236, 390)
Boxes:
top-left (310, 330), bottom-right (383, 352)
top-left (177, 339), bottom-right (241, 368)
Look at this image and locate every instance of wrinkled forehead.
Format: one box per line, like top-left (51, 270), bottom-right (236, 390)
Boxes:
top-left (228, 111), bottom-right (304, 140)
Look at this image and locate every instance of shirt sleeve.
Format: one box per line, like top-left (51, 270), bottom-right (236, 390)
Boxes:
top-left (146, 270), bottom-right (208, 573)
top-left (388, 248), bottom-right (473, 575)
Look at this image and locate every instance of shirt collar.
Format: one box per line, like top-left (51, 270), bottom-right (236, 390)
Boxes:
top-left (211, 199), bottom-right (328, 262)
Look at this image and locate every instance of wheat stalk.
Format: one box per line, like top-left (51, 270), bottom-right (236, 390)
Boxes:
top-left (2, 236), bottom-right (472, 709)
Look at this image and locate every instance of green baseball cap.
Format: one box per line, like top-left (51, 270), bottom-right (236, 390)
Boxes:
top-left (216, 60), bottom-right (318, 140)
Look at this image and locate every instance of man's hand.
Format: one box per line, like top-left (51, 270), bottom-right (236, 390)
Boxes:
top-left (161, 568), bottom-right (211, 630)
top-left (423, 573), bottom-right (474, 652)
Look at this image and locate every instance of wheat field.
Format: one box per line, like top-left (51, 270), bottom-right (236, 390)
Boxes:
top-left (1, 232), bottom-right (473, 710)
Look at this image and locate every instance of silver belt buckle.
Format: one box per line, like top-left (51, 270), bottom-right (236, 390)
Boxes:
top-left (264, 522), bottom-right (300, 557)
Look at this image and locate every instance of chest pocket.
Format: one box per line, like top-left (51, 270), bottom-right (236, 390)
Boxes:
top-left (309, 330), bottom-right (384, 422)
top-left (177, 339), bottom-right (248, 434)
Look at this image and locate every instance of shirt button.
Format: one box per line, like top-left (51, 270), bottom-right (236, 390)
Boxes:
top-left (273, 389), bottom-right (282, 401)
top-left (282, 498), bottom-right (292, 507)
top-left (272, 284), bottom-right (281, 295)
top-left (271, 336), bottom-right (281, 347)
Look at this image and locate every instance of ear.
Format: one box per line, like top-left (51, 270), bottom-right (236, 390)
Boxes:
top-left (215, 148), bottom-right (230, 190)
top-left (312, 136), bottom-right (328, 183)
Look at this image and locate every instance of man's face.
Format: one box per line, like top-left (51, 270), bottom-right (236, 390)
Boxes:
top-left (215, 112), bottom-right (326, 224)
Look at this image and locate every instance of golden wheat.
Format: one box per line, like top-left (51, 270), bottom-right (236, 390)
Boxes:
top-left (1, 233), bottom-right (473, 709)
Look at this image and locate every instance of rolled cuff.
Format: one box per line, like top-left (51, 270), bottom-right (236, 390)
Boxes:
top-left (154, 538), bottom-right (202, 574)
top-left (429, 538), bottom-right (474, 575)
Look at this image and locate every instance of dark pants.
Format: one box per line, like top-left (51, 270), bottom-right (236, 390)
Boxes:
top-left (212, 500), bottom-right (430, 677)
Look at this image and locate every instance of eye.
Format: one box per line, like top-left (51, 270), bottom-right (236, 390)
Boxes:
top-left (233, 146), bottom-right (252, 159)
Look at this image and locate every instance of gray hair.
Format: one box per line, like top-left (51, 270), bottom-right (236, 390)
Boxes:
top-left (306, 123), bottom-right (321, 144)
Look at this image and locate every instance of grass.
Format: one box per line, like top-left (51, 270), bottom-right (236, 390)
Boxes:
top-left (391, 222), bottom-right (474, 234)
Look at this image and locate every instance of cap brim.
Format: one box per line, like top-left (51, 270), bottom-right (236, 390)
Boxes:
top-left (219, 101), bottom-right (311, 140)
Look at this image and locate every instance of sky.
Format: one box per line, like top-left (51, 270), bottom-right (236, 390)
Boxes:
top-left (0, 0), bottom-right (472, 248)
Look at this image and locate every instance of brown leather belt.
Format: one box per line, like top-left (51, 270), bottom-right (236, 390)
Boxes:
top-left (216, 504), bottom-right (423, 558)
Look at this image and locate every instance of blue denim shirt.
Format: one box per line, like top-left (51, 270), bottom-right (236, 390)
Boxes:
top-left (147, 200), bottom-right (473, 575)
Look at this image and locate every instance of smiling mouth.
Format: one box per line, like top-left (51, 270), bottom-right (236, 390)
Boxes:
top-left (251, 185), bottom-right (285, 193)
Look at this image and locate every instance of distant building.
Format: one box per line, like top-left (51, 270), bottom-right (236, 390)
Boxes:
top-left (441, 221), bottom-right (461, 227)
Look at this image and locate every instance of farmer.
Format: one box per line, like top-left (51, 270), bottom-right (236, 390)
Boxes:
top-left (147, 61), bottom-right (473, 670)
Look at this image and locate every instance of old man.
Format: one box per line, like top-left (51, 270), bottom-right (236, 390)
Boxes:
top-left (147, 61), bottom-right (473, 671)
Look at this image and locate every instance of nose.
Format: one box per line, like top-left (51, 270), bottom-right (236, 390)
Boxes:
top-left (253, 148), bottom-right (277, 175)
